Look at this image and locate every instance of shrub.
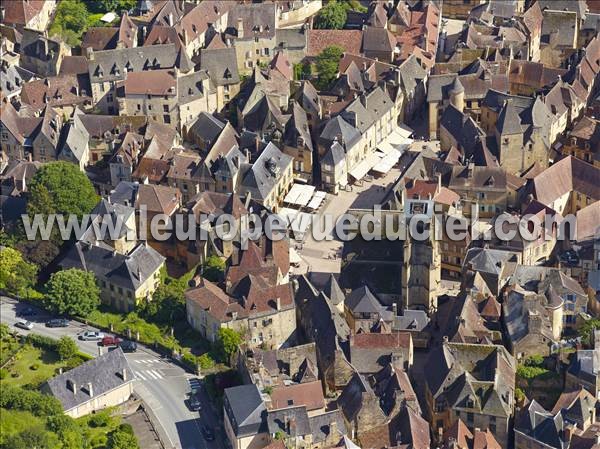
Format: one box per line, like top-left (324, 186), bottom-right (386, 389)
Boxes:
top-left (30, 363), bottom-right (39, 371)
top-left (0, 368), bottom-right (8, 379)
top-left (198, 353), bottom-right (216, 370)
top-left (57, 336), bottom-right (78, 361)
top-left (26, 334), bottom-right (58, 351)
top-left (88, 411), bottom-right (113, 428)
top-left (0, 385), bottom-right (63, 417)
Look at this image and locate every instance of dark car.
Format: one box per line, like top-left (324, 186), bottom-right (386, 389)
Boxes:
top-left (559, 250), bottom-right (579, 266)
top-left (18, 307), bottom-right (36, 317)
top-left (46, 318), bottom-right (69, 328)
top-left (202, 425), bottom-right (215, 441)
top-left (118, 340), bottom-right (137, 353)
top-left (188, 395), bottom-right (201, 411)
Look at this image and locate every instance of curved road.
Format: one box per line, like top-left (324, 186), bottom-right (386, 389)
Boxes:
top-left (0, 296), bottom-right (222, 449)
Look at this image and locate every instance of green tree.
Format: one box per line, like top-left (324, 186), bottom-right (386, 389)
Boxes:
top-left (28, 161), bottom-right (98, 220)
top-left (315, 45), bottom-right (344, 90)
top-left (314, 1), bottom-right (347, 29)
top-left (1, 427), bottom-right (55, 449)
top-left (97, 0), bottom-right (137, 13)
top-left (56, 336), bottom-right (78, 361)
top-left (0, 247), bottom-right (38, 296)
top-left (216, 328), bottom-right (243, 363)
top-left (202, 255), bottom-right (226, 282)
top-left (578, 318), bottom-right (600, 345)
top-left (49, 0), bottom-right (90, 46)
top-left (45, 269), bottom-right (100, 317)
top-left (106, 428), bottom-right (139, 449)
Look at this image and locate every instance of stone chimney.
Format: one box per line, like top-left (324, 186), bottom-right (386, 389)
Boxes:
top-left (237, 17), bottom-right (244, 39)
top-left (87, 382), bottom-right (94, 397)
top-left (67, 379), bottom-right (77, 394)
top-left (121, 368), bottom-right (127, 381)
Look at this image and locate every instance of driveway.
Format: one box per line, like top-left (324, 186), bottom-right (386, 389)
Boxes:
top-left (1, 296), bottom-right (223, 449)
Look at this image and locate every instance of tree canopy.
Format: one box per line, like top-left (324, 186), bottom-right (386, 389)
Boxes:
top-left (314, 1), bottom-right (347, 29)
top-left (28, 161), bottom-right (98, 220)
top-left (216, 328), bottom-right (243, 363)
top-left (45, 269), bottom-right (100, 317)
top-left (202, 256), bottom-right (226, 282)
top-left (0, 247), bottom-right (38, 296)
top-left (56, 336), bottom-right (78, 361)
top-left (49, 0), bottom-right (90, 46)
top-left (315, 45), bottom-right (344, 90)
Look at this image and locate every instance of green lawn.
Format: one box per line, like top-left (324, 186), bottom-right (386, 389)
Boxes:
top-left (2, 344), bottom-right (63, 388)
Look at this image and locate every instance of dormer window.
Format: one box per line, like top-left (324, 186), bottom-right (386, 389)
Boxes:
top-left (111, 63), bottom-right (120, 76)
top-left (95, 65), bottom-right (104, 77)
top-left (125, 61), bottom-right (133, 72)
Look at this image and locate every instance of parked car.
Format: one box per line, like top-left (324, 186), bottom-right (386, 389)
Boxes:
top-left (559, 250), bottom-right (580, 266)
top-left (79, 331), bottom-right (104, 341)
top-left (18, 307), bottom-right (36, 317)
top-left (202, 425), bottom-right (215, 441)
top-left (118, 340), bottom-right (137, 353)
top-left (101, 336), bottom-right (122, 347)
top-left (15, 320), bottom-right (34, 330)
top-left (45, 318), bottom-right (69, 328)
top-left (187, 394), bottom-right (201, 411)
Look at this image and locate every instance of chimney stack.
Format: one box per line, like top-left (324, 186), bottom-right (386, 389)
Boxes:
top-left (121, 368), bottom-right (127, 381)
top-left (87, 382), bottom-right (94, 397)
top-left (67, 379), bottom-right (77, 394)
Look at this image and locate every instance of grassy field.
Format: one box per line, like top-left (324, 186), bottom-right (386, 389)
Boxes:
top-left (2, 344), bottom-right (64, 388)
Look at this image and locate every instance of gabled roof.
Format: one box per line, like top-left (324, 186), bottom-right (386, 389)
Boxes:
top-left (45, 348), bottom-right (133, 412)
top-left (224, 384), bottom-right (267, 437)
top-left (240, 142), bottom-right (293, 202)
top-left (345, 285), bottom-right (382, 314)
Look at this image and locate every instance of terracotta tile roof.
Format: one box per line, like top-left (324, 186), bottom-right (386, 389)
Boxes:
top-left (531, 156), bottom-right (600, 206)
top-left (269, 51), bottom-right (293, 81)
top-left (82, 27), bottom-right (119, 51)
top-left (136, 184), bottom-right (181, 215)
top-left (473, 429), bottom-right (502, 449)
top-left (434, 187), bottom-right (460, 206)
top-left (509, 60), bottom-right (566, 90)
top-left (122, 69), bottom-right (177, 96)
top-left (20, 75), bottom-right (91, 112)
top-left (132, 157), bottom-right (170, 183)
top-left (352, 332), bottom-right (411, 349)
top-left (576, 201), bottom-right (600, 243)
top-left (59, 56), bottom-right (89, 76)
top-left (443, 418), bottom-right (473, 449)
top-left (307, 30), bottom-right (363, 57)
top-left (143, 25), bottom-right (184, 49)
top-left (270, 380), bottom-right (325, 411)
top-left (176, 1), bottom-right (232, 44)
top-left (2, 0), bottom-right (45, 26)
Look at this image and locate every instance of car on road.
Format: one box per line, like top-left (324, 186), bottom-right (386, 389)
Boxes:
top-left (187, 394), bottom-right (201, 411)
top-left (17, 307), bottom-right (36, 317)
top-left (101, 336), bottom-right (122, 347)
top-left (559, 250), bottom-right (579, 266)
top-left (118, 340), bottom-right (137, 352)
top-left (15, 320), bottom-right (34, 330)
top-left (202, 425), bottom-right (215, 441)
top-left (45, 318), bottom-right (69, 328)
top-left (79, 331), bottom-right (104, 341)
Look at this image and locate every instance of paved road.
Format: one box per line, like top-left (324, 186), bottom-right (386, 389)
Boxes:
top-left (1, 296), bottom-right (222, 449)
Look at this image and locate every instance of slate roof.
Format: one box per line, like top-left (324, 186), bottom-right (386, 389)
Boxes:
top-left (226, 2), bottom-right (276, 40)
top-left (88, 44), bottom-right (179, 83)
top-left (0, 63), bottom-right (35, 98)
top-left (322, 141), bottom-right (346, 168)
top-left (188, 112), bottom-right (225, 144)
top-left (60, 108), bottom-right (90, 163)
top-left (267, 406), bottom-right (310, 437)
top-left (361, 26), bottom-right (395, 54)
top-left (345, 285), bottom-right (384, 314)
top-left (440, 104), bottom-right (487, 156)
top-left (393, 309), bottom-right (429, 332)
top-left (341, 87), bottom-right (393, 133)
top-left (240, 142), bottom-right (293, 203)
top-left (425, 342), bottom-right (516, 418)
top-left (541, 10), bottom-right (578, 48)
top-left (323, 274), bottom-right (345, 306)
top-left (515, 400), bottom-right (567, 449)
top-left (224, 384), bottom-right (267, 437)
top-left (199, 46), bottom-right (240, 86)
top-left (283, 101), bottom-right (313, 152)
top-left (45, 348), bottom-right (133, 412)
top-left (61, 215), bottom-right (165, 291)
top-left (319, 116), bottom-right (361, 150)
top-left (350, 333), bottom-right (412, 374)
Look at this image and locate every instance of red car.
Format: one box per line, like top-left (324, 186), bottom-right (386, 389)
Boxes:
top-left (101, 336), bottom-right (122, 346)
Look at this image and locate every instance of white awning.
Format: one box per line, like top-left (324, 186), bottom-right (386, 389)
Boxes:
top-left (307, 191), bottom-right (327, 210)
top-left (377, 140), bottom-right (397, 155)
top-left (397, 123), bottom-right (414, 138)
top-left (349, 153), bottom-right (380, 180)
top-left (289, 247), bottom-right (303, 265)
top-left (277, 208), bottom-right (312, 238)
top-left (372, 149), bottom-right (402, 174)
top-left (283, 183), bottom-right (316, 207)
